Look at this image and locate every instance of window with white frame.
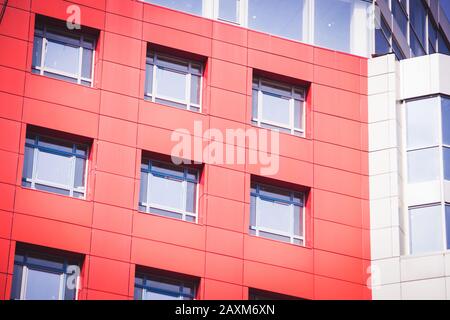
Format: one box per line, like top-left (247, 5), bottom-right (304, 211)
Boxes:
top-left (409, 204), bottom-right (444, 254)
top-left (22, 131), bottom-right (89, 199)
top-left (139, 159), bottom-right (199, 222)
top-left (134, 271), bottom-right (197, 300)
top-left (141, 0), bottom-right (373, 56)
top-left (250, 182), bottom-right (305, 245)
top-left (32, 17), bottom-right (96, 86)
top-left (247, 0), bottom-right (306, 41)
top-left (252, 77), bottom-right (305, 136)
top-left (10, 246), bottom-right (81, 300)
top-left (145, 50), bottom-right (203, 112)
top-left (143, 0), bottom-right (203, 16)
top-left (405, 95), bottom-right (450, 254)
top-left (215, 0), bottom-right (241, 24)
top-left (406, 97), bottom-right (441, 184)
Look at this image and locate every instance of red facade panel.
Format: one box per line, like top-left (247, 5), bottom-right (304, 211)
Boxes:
top-left (0, 0), bottom-right (370, 300)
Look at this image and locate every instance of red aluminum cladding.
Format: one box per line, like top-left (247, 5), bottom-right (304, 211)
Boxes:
top-left (0, 0), bottom-right (369, 300)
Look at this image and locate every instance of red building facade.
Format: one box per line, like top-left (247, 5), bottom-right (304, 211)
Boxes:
top-left (0, 0), bottom-right (370, 300)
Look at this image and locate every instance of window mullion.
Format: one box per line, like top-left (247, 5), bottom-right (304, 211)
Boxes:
top-left (69, 153), bottom-right (76, 198)
top-left (40, 37), bottom-right (47, 76)
top-left (290, 202), bottom-right (295, 244)
top-left (78, 36), bottom-right (84, 84)
top-left (255, 185), bottom-right (260, 236)
top-left (181, 178), bottom-right (187, 221)
top-left (59, 272), bottom-right (65, 300)
top-left (146, 163), bottom-right (152, 213)
top-left (241, 0), bottom-right (248, 27)
top-left (186, 66), bottom-right (192, 110)
top-left (152, 53), bottom-right (158, 103)
top-left (31, 145), bottom-right (39, 189)
top-left (289, 87), bottom-right (295, 135)
top-left (20, 265), bottom-right (28, 300)
top-left (257, 79), bottom-right (262, 127)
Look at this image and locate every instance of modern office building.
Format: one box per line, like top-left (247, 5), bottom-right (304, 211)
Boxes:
top-left (0, 0), bottom-right (448, 300)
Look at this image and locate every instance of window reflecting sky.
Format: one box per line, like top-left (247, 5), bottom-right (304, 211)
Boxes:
top-left (441, 0), bottom-right (450, 22)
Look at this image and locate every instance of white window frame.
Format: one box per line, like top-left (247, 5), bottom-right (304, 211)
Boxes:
top-left (139, 159), bottom-right (199, 223)
top-left (19, 266), bottom-right (65, 300)
top-left (212, 0), bottom-right (247, 26)
top-left (139, 0), bottom-right (383, 57)
top-left (145, 51), bottom-right (203, 112)
top-left (23, 133), bottom-right (89, 199)
top-left (14, 252), bottom-right (80, 301)
top-left (252, 77), bottom-right (306, 137)
top-left (250, 183), bottom-right (306, 246)
top-left (33, 22), bottom-right (96, 87)
top-left (402, 95), bottom-right (450, 255)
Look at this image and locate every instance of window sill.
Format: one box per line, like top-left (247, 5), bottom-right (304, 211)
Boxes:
top-left (20, 185), bottom-right (88, 202)
top-left (142, 97), bottom-right (203, 115)
top-left (249, 123), bottom-right (307, 140)
top-left (29, 72), bottom-right (97, 90)
top-left (246, 232), bottom-right (310, 249)
top-left (137, 208), bottom-right (199, 225)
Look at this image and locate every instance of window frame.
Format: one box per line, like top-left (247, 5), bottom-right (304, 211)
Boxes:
top-left (145, 50), bottom-right (203, 112)
top-left (403, 95), bottom-right (450, 255)
top-left (12, 250), bottom-right (80, 300)
top-left (252, 77), bottom-right (306, 137)
top-left (32, 20), bottom-right (96, 87)
top-left (22, 132), bottom-right (89, 199)
top-left (213, 0), bottom-right (245, 25)
top-left (139, 159), bottom-right (200, 223)
top-left (250, 182), bottom-right (306, 246)
top-left (408, 203), bottom-right (445, 255)
top-left (134, 272), bottom-right (197, 300)
top-left (405, 95), bottom-right (441, 184)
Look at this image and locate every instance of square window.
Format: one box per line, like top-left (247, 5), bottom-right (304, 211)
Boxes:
top-left (32, 16), bottom-right (97, 86)
top-left (11, 245), bottom-right (82, 300)
top-left (250, 182), bottom-right (305, 245)
top-left (406, 97), bottom-right (440, 150)
top-left (22, 130), bottom-right (89, 199)
top-left (145, 50), bottom-right (203, 112)
top-left (139, 158), bottom-right (199, 222)
top-left (248, 0), bottom-right (305, 41)
top-left (143, 0), bottom-right (203, 16)
top-left (252, 77), bottom-right (305, 136)
top-left (314, 0), bottom-right (352, 53)
top-left (134, 269), bottom-right (197, 300)
top-left (409, 205), bottom-right (444, 254)
top-left (217, 0), bottom-right (240, 24)
top-left (407, 147), bottom-right (440, 183)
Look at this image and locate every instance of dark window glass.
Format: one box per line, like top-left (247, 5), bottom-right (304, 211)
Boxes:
top-left (439, 31), bottom-right (450, 55)
top-left (11, 247), bottom-right (82, 300)
top-left (392, 0), bottom-right (408, 38)
top-left (375, 16), bottom-right (391, 55)
top-left (409, 0), bottom-right (426, 48)
top-left (135, 272), bottom-right (197, 300)
top-left (393, 37), bottom-right (405, 60)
